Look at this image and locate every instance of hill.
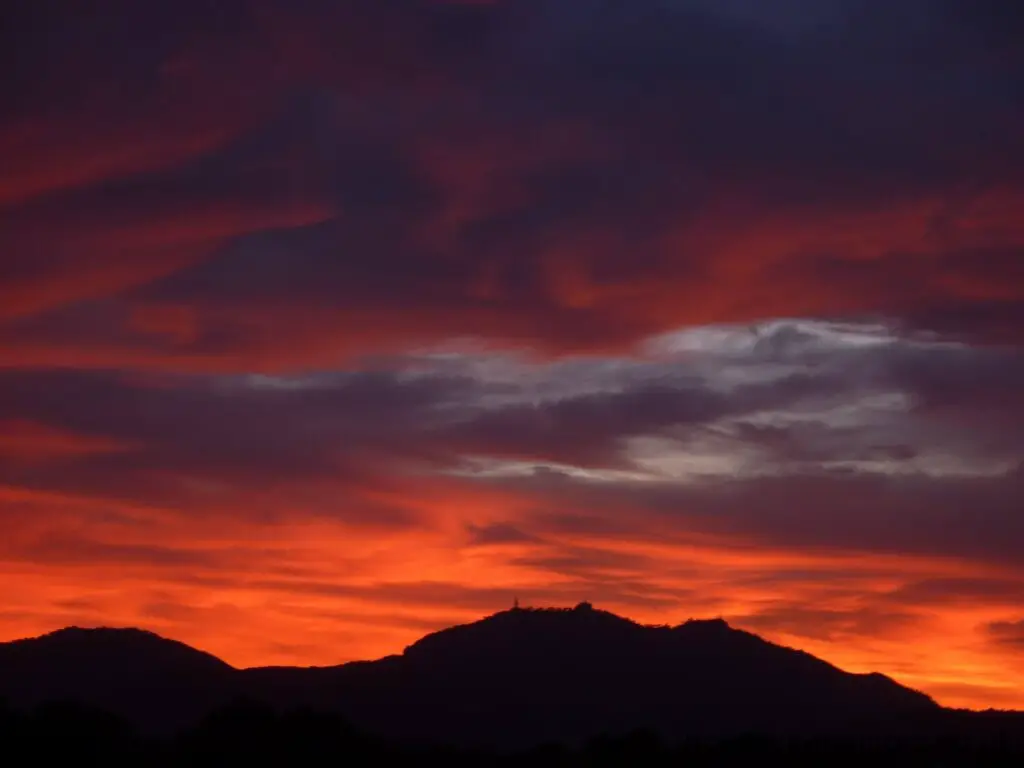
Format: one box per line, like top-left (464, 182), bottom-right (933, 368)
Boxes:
top-left (243, 604), bottom-right (936, 746)
top-left (0, 626), bottom-right (234, 732)
top-left (1, 604), bottom-right (1019, 749)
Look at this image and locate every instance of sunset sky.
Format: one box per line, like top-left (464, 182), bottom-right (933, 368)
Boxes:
top-left (2, 0), bottom-right (1024, 710)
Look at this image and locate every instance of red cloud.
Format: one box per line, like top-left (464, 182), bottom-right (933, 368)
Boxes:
top-left (0, 420), bottom-right (133, 462)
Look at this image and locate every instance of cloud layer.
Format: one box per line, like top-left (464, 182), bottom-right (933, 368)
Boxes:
top-left (2, 0), bottom-right (1023, 709)
top-left (2, 0), bottom-right (1024, 369)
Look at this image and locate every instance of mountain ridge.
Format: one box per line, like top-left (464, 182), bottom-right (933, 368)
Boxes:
top-left (1, 604), bottom-right (1017, 748)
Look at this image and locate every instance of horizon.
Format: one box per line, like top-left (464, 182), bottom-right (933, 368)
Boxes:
top-left (0, 602), bottom-right (1006, 713)
top-left (2, 0), bottom-right (1023, 713)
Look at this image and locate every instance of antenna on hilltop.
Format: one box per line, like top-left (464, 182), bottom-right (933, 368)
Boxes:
top-left (513, 595), bottom-right (520, 610)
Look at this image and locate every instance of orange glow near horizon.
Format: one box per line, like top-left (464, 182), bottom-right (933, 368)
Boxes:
top-left (1, 486), bottom-right (1022, 711)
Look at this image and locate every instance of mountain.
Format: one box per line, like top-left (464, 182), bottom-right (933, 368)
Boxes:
top-left (243, 604), bottom-right (937, 746)
top-left (0, 627), bottom-right (235, 732)
top-left (0, 604), bottom-right (1015, 748)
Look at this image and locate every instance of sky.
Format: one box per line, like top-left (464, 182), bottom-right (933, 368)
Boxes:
top-left (1, 0), bottom-right (1023, 710)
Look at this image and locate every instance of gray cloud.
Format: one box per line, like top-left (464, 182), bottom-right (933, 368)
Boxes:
top-left (1, 319), bottom-right (1022, 573)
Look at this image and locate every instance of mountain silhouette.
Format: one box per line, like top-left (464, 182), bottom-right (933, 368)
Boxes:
top-left (0, 604), bottom-right (1015, 749)
top-left (246, 604), bottom-right (937, 746)
top-left (0, 627), bottom-right (234, 732)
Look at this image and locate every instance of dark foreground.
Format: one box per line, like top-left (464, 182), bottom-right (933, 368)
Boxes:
top-left (4, 699), bottom-right (1023, 767)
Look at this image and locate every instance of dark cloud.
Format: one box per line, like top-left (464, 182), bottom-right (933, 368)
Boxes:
top-left (511, 545), bottom-right (656, 581)
top-left (985, 619), bottom-right (1024, 651)
top-left (0, 367), bottom-right (470, 515)
top-left (516, 468), bottom-right (1024, 568)
top-left (465, 522), bottom-right (539, 546)
top-left (2, 326), bottom-right (1022, 548)
top-left (731, 603), bottom-right (922, 644)
top-left (15, 534), bottom-right (217, 569)
top-left (1, 0), bottom-right (1023, 368)
top-left (884, 578), bottom-right (1024, 606)
top-left (441, 379), bottom-right (765, 467)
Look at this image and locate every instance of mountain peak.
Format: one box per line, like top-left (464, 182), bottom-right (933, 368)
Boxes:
top-left (402, 602), bottom-right (648, 661)
top-left (1, 624), bottom-right (234, 678)
top-left (38, 625), bottom-right (169, 643)
top-left (401, 604), bottom-right (801, 658)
